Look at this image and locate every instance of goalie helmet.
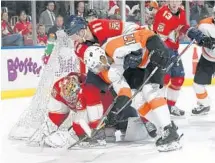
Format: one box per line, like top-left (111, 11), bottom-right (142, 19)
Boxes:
top-left (64, 15), bottom-right (87, 36)
top-left (84, 46), bottom-right (109, 74)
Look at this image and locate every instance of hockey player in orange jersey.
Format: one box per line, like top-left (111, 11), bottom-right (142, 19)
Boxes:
top-left (65, 15), bottom-right (158, 138)
top-left (192, 9), bottom-right (215, 115)
top-left (82, 27), bottom-right (182, 152)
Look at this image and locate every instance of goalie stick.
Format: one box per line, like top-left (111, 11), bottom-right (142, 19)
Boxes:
top-left (115, 39), bottom-right (195, 115)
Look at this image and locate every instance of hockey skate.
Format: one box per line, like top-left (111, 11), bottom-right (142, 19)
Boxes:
top-left (169, 105), bottom-right (185, 117)
top-left (144, 121), bottom-right (157, 138)
top-left (192, 104), bottom-right (210, 115)
top-left (156, 121), bottom-right (182, 152)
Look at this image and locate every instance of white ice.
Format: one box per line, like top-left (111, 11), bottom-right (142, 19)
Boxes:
top-left (1, 87), bottom-right (215, 163)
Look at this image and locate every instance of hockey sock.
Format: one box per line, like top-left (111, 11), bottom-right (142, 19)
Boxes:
top-left (48, 112), bottom-right (69, 127)
top-left (138, 100), bottom-right (171, 129)
top-left (193, 82), bottom-right (210, 106)
top-left (167, 77), bottom-right (184, 107)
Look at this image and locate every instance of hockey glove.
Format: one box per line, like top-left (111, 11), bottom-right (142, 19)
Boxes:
top-left (123, 49), bottom-right (143, 69)
top-left (149, 49), bottom-right (170, 70)
top-left (187, 27), bottom-right (215, 49)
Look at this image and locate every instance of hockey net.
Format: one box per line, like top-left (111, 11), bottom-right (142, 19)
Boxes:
top-left (8, 30), bottom-right (85, 140)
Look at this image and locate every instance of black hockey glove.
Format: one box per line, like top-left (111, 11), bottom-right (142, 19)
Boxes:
top-left (149, 49), bottom-right (170, 70)
top-left (123, 49), bottom-right (143, 70)
top-left (187, 27), bottom-right (215, 50)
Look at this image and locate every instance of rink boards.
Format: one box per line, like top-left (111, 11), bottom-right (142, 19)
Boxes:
top-left (1, 44), bottom-right (215, 99)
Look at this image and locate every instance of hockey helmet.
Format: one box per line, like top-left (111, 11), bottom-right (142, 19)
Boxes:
top-left (64, 15), bottom-right (87, 36)
top-left (84, 46), bottom-right (109, 74)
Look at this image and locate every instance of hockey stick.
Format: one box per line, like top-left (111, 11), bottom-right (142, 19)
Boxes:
top-left (67, 95), bottom-right (119, 149)
top-left (166, 39), bottom-right (195, 73)
top-left (115, 39), bottom-right (195, 116)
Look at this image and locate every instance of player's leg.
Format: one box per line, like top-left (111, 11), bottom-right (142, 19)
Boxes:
top-left (166, 50), bottom-right (185, 116)
top-left (138, 63), bottom-right (182, 151)
top-left (192, 56), bottom-right (215, 115)
top-left (124, 67), bottom-right (157, 138)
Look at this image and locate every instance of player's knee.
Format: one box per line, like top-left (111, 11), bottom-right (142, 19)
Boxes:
top-left (170, 77), bottom-right (184, 89)
top-left (73, 122), bottom-right (85, 136)
top-left (87, 104), bottom-right (103, 123)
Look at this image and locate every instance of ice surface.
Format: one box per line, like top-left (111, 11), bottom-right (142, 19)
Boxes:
top-left (1, 87), bottom-right (215, 163)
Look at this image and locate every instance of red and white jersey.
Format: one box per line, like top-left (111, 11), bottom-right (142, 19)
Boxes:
top-left (153, 5), bottom-right (189, 50)
top-left (51, 72), bottom-right (102, 112)
top-left (198, 17), bottom-right (215, 62)
top-left (88, 19), bottom-right (140, 46)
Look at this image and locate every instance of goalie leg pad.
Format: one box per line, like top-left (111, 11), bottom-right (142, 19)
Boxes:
top-left (44, 129), bottom-right (79, 148)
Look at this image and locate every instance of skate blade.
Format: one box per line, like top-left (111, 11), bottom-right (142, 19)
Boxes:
top-left (157, 141), bottom-right (182, 152)
top-left (191, 111), bottom-right (209, 116)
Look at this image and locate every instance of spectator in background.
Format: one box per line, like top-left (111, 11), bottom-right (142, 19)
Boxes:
top-left (47, 15), bottom-right (64, 40)
top-left (200, 3), bottom-right (210, 20)
top-left (39, 1), bottom-right (56, 33)
top-left (76, 1), bottom-right (85, 17)
top-left (13, 10), bottom-right (33, 45)
top-left (108, 0), bottom-right (131, 17)
top-left (1, 11), bottom-right (23, 46)
top-left (37, 24), bottom-right (47, 45)
top-left (13, 10), bottom-right (32, 36)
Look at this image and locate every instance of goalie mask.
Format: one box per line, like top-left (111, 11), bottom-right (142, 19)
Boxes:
top-left (84, 46), bottom-right (110, 74)
top-left (59, 75), bottom-right (81, 102)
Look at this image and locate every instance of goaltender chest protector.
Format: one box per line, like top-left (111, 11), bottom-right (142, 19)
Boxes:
top-left (199, 18), bottom-right (215, 62)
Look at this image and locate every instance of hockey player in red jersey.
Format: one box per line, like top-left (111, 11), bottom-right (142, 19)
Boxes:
top-left (65, 15), bottom-right (157, 138)
top-left (30, 72), bottom-right (107, 148)
top-left (153, 0), bottom-right (214, 116)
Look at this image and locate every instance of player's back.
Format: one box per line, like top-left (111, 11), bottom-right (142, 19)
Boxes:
top-left (102, 28), bottom-right (155, 67)
top-left (88, 19), bottom-right (140, 46)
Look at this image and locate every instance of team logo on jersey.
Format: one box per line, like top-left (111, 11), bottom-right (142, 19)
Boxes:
top-left (109, 22), bottom-right (120, 30)
top-left (157, 23), bottom-right (165, 32)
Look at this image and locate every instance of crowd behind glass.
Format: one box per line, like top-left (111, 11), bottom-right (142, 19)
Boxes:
top-left (1, 0), bottom-right (215, 47)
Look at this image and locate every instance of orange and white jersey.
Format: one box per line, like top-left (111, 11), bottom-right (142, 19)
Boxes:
top-left (99, 28), bottom-right (155, 98)
top-left (198, 17), bottom-right (215, 62)
top-left (102, 28), bottom-right (155, 68)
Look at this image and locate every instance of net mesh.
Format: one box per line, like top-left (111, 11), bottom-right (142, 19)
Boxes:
top-left (8, 30), bottom-right (82, 140)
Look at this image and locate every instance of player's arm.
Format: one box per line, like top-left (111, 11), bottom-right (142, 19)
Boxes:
top-left (178, 11), bottom-right (214, 49)
top-left (102, 64), bottom-right (132, 112)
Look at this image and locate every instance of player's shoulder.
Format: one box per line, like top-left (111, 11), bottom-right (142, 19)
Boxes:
top-left (89, 19), bottom-right (107, 26)
top-left (199, 17), bottom-right (213, 25)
